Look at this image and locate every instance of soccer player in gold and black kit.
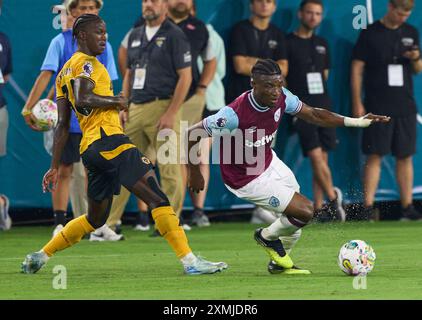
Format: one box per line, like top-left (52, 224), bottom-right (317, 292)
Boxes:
top-left (21, 14), bottom-right (227, 275)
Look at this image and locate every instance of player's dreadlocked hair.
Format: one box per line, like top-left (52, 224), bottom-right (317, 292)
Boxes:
top-left (251, 59), bottom-right (282, 77)
top-left (72, 14), bottom-right (103, 41)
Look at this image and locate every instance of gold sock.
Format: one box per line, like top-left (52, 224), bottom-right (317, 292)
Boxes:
top-left (43, 214), bottom-right (95, 257)
top-left (152, 206), bottom-right (192, 258)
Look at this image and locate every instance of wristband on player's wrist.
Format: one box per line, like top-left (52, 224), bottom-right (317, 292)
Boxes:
top-left (21, 109), bottom-right (32, 116)
top-left (412, 55), bottom-right (421, 62)
top-left (343, 116), bottom-right (372, 128)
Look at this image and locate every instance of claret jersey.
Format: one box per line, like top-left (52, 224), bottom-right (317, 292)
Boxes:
top-left (202, 87), bottom-right (302, 189)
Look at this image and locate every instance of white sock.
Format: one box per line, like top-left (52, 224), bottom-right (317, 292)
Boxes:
top-left (280, 229), bottom-right (302, 254)
top-left (38, 250), bottom-right (50, 262)
top-left (180, 252), bottom-right (197, 266)
top-left (261, 215), bottom-right (307, 252)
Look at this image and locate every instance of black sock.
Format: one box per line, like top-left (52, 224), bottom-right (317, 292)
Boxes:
top-left (54, 210), bottom-right (67, 226)
top-left (135, 211), bottom-right (149, 226)
top-left (193, 207), bottom-right (204, 215)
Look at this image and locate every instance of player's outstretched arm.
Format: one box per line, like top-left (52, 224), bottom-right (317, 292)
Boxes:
top-left (295, 103), bottom-right (390, 128)
top-left (73, 77), bottom-right (128, 111)
top-left (42, 98), bottom-right (71, 193)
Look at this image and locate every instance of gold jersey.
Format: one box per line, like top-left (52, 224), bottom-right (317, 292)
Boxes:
top-left (56, 51), bottom-right (123, 154)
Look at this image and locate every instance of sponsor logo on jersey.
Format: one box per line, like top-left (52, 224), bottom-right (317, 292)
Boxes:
top-left (245, 131), bottom-right (277, 148)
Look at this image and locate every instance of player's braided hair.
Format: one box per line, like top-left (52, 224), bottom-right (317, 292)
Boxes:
top-left (251, 59), bottom-right (282, 77)
top-left (72, 14), bottom-right (103, 41)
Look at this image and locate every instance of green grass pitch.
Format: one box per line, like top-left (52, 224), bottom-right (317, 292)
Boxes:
top-left (0, 221), bottom-right (421, 299)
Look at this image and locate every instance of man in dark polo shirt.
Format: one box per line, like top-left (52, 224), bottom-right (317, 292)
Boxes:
top-left (351, 0), bottom-right (422, 221)
top-left (0, 30), bottom-right (12, 231)
top-left (228, 0), bottom-right (288, 103)
top-left (286, 0), bottom-right (345, 222)
top-left (167, 0), bottom-right (217, 228)
top-left (107, 0), bottom-right (192, 230)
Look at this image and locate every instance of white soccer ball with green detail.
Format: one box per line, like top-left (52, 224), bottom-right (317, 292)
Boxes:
top-left (32, 99), bottom-right (58, 131)
top-left (338, 240), bottom-right (376, 276)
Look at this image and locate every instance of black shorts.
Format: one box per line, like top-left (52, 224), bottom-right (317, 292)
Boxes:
top-left (81, 134), bottom-right (154, 201)
top-left (60, 133), bottom-right (82, 165)
top-left (294, 118), bottom-right (337, 156)
top-left (362, 114), bottom-right (417, 158)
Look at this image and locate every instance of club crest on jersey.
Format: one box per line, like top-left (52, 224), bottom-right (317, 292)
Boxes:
top-left (316, 45), bottom-right (326, 54)
top-left (269, 196), bottom-right (280, 208)
top-left (268, 40), bottom-right (278, 49)
top-left (274, 109), bottom-right (281, 122)
top-left (156, 37), bottom-right (166, 47)
top-left (216, 117), bottom-right (227, 128)
top-left (82, 62), bottom-right (93, 77)
top-left (141, 156), bottom-right (151, 165)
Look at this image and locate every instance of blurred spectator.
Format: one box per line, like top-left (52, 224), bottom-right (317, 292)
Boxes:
top-left (351, 0), bottom-right (422, 221)
top-left (286, 0), bottom-right (345, 222)
top-left (20, 0), bottom-right (121, 239)
top-left (117, 16), bottom-right (153, 233)
top-left (228, 0), bottom-right (287, 224)
top-left (193, 6), bottom-right (227, 227)
top-left (118, 16), bottom-right (145, 78)
top-left (167, 0), bottom-right (217, 227)
top-left (227, 0), bottom-right (288, 103)
top-left (0, 29), bottom-right (12, 231)
top-left (107, 0), bottom-right (192, 234)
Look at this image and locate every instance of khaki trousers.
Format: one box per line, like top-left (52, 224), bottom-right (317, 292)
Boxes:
top-left (107, 99), bottom-right (184, 227)
top-left (182, 93), bottom-right (206, 127)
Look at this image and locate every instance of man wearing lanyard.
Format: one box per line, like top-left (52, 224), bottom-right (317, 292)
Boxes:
top-left (351, 0), bottom-right (422, 221)
top-left (228, 0), bottom-right (289, 224)
top-left (167, 0), bottom-right (217, 228)
top-left (107, 0), bottom-right (192, 231)
top-left (286, 0), bottom-right (345, 222)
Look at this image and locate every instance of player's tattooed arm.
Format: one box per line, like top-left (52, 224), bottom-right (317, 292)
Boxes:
top-left (73, 77), bottom-right (128, 111)
top-left (296, 103), bottom-right (390, 128)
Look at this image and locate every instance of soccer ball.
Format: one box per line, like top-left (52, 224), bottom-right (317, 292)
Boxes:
top-left (338, 240), bottom-right (376, 276)
top-left (32, 99), bottom-right (58, 131)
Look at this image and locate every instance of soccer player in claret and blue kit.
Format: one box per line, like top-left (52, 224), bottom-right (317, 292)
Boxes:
top-left (21, 14), bottom-right (227, 276)
top-left (187, 59), bottom-right (390, 274)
